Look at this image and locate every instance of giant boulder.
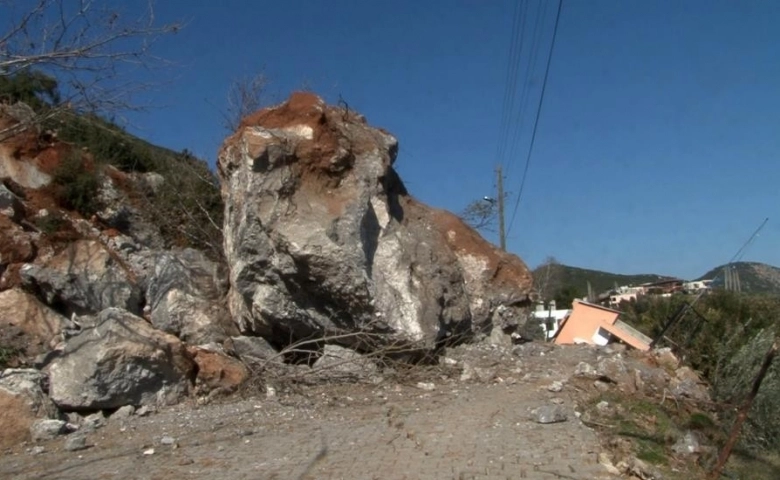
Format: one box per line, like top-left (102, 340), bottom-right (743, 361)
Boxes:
top-left (47, 308), bottom-right (196, 410)
top-left (218, 93), bottom-right (535, 350)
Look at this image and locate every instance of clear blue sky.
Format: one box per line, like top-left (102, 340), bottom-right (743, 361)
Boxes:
top-left (121, 0), bottom-right (779, 279)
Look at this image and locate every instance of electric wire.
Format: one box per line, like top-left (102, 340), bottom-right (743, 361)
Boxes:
top-left (494, 0), bottom-right (528, 176)
top-left (504, 0), bottom-right (547, 182)
top-left (506, 0), bottom-right (563, 236)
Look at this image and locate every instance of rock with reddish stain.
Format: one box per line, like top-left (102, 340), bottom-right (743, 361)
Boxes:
top-left (218, 93), bottom-right (535, 352)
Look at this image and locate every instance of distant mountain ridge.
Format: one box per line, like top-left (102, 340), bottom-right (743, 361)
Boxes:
top-left (533, 261), bottom-right (780, 299)
top-left (698, 262), bottom-right (780, 295)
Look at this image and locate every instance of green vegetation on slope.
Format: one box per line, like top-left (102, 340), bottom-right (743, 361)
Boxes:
top-left (619, 290), bottom-right (780, 451)
top-left (1, 69), bottom-right (224, 259)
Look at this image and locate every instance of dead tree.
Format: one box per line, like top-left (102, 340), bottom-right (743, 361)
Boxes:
top-left (222, 72), bottom-right (268, 132)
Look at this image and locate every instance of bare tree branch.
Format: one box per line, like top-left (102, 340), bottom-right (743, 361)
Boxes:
top-left (460, 198), bottom-right (497, 232)
top-left (222, 72), bottom-right (268, 132)
top-left (0, 0), bottom-right (182, 140)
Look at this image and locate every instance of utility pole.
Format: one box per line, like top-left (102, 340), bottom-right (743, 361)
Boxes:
top-left (496, 165), bottom-right (506, 250)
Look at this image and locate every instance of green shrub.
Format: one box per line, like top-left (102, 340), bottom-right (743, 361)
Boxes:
top-left (34, 213), bottom-right (66, 235)
top-left (0, 345), bottom-right (22, 369)
top-left (0, 69), bottom-right (59, 111)
top-left (53, 152), bottom-right (101, 216)
top-left (687, 412), bottom-right (716, 431)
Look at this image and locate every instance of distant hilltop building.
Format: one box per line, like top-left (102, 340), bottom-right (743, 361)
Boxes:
top-left (604, 278), bottom-right (713, 308)
top-left (683, 279), bottom-right (713, 294)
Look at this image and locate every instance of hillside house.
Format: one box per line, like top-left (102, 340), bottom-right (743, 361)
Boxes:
top-left (683, 280), bottom-right (712, 294)
top-left (608, 285), bottom-right (646, 308)
top-left (642, 279), bottom-right (684, 296)
top-left (554, 300), bottom-right (652, 351)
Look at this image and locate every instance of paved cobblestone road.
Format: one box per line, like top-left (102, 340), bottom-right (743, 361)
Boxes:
top-left (0, 345), bottom-right (619, 480)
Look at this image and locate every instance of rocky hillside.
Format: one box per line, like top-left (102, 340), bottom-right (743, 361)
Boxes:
top-left (0, 93), bottom-right (538, 448)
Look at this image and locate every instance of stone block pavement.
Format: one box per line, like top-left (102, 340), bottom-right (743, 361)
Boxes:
top-left (0, 384), bottom-right (617, 479)
top-left (0, 345), bottom-right (620, 479)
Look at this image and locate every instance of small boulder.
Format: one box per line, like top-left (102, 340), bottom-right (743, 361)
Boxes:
top-left (230, 335), bottom-right (278, 361)
top-left (188, 346), bottom-right (248, 391)
top-left (671, 430), bottom-right (701, 455)
top-left (532, 405), bottom-right (568, 424)
top-left (0, 215), bottom-right (35, 272)
top-left (670, 367), bottom-right (710, 402)
top-left (30, 419), bottom-right (68, 442)
top-left (111, 405), bottom-right (135, 421)
top-left (63, 434), bottom-right (88, 452)
top-left (634, 366), bottom-right (670, 396)
top-left (653, 347), bottom-right (679, 370)
top-left (47, 308), bottom-right (196, 410)
top-left (620, 456), bottom-right (665, 480)
top-left (574, 361), bottom-right (597, 377)
top-left (596, 355), bottom-right (631, 385)
top-left (312, 345), bottom-right (378, 380)
top-left (81, 411), bottom-right (106, 432)
top-left (546, 381), bottom-right (564, 392)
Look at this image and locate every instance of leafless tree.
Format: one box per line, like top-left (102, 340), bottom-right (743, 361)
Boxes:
top-left (222, 72), bottom-right (268, 132)
top-left (0, 0), bottom-right (182, 140)
top-left (460, 198), bottom-right (497, 232)
top-left (534, 256), bottom-right (561, 301)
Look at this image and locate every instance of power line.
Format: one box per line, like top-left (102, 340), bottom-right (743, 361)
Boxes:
top-left (504, 0), bottom-right (547, 182)
top-left (494, 0), bottom-right (528, 174)
top-left (730, 217), bottom-right (769, 264)
top-left (506, 0), bottom-right (563, 237)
